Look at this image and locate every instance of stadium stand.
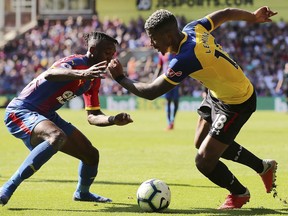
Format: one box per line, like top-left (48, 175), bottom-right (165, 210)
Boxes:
top-left (0, 14), bottom-right (287, 101)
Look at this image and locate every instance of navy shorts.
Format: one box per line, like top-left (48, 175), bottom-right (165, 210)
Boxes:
top-left (4, 109), bottom-right (75, 150)
top-left (197, 90), bottom-right (257, 144)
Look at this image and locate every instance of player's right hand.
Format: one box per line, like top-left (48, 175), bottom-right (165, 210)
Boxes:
top-left (107, 59), bottom-right (125, 80)
top-left (83, 61), bottom-right (107, 79)
top-left (253, 6), bottom-right (277, 23)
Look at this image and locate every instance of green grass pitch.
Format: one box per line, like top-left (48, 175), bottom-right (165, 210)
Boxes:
top-left (0, 108), bottom-right (288, 216)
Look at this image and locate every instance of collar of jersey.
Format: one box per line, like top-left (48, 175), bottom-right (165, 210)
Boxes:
top-left (177, 32), bottom-right (188, 54)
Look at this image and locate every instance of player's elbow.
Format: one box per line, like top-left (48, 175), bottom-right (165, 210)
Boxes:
top-left (43, 69), bottom-right (58, 81)
top-left (43, 70), bottom-right (53, 80)
top-left (143, 84), bottom-right (164, 100)
top-left (145, 94), bottom-right (157, 100)
top-left (139, 91), bottom-right (159, 100)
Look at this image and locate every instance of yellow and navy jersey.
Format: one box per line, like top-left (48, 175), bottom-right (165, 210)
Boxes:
top-left (163, 16), bottom-right (254, 104)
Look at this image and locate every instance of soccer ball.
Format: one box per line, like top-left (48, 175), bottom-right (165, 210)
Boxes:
top-left (136, 179), bottom-right (171, 212)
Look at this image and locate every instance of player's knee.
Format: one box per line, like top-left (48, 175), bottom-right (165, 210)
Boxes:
top-left (48, 129), bottom-right (68, 150)
top-left (83, 148), bottom-right (99, 165)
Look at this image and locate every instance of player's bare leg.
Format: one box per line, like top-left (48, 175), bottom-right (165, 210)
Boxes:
top-left (195, 132), bottom-right (250, 209)
top-left (195, 117), bottom-right (277, 196)
top-left (0, 120), bottom-right (64, 206)
top-left (60, 128), bottom-right (112, 203)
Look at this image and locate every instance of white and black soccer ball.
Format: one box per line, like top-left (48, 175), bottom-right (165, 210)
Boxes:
top-left (136, 178), bottom-right (171, 212)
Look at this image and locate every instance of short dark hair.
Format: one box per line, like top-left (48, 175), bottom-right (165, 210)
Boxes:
top-left (144, 9), bottom-right (177, 31)
top-left (83, 31), bottom-right (119, 47)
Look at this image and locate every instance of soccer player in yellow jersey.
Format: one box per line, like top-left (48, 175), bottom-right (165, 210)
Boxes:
top-left (108, 6), bottom-right (278, 209)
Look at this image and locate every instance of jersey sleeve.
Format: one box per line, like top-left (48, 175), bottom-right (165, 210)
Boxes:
top-left (163, 55), bottom-right (194, 85)
top-left (50, 55), bottom-right (85, 69)
top-left (51, 58), bottom-right (74, 69)
top-left (183, 17), bottom-right (214, 33)
top-left (83, 79), bottom-right (101, 110)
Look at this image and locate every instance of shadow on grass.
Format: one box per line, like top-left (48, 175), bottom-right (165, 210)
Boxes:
top-left (6, 178), bottom-right (286, 215)
top-left (8, 207), bottom-right (100, 213)
top-left (165, 208), bottom-right (288, 215)
top-left (96, 203), bottom-right (288, 215)
top-left (0, 176), bottom-right (217, 188)
top-left (8, 204), bottom-right (288, 215)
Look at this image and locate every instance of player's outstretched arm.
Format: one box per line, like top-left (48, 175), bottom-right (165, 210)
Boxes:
top-left (44, 61), bottom-right (107, 81)
top-left (208, 6), bottom-right (277, 30)
top-left (87, 110), bottom-right (133, 127)
top-left (108, 59), bottom-right (174, 100)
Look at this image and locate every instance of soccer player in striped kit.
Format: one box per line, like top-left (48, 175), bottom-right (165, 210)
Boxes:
top-left (0, 32), bottom-right (133, 205)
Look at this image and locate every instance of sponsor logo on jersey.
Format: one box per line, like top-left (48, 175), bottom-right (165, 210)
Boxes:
top-left (167, 68), bottom-right (182, 77)
top-left (56, 91), bottom-right (77, 104)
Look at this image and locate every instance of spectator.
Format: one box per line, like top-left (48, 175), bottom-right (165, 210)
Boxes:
top-left (0, 14), bottom-right (287, 97)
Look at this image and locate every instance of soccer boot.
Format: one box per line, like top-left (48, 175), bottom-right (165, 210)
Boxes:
top-left (0, 187), bottom-right (11, 206)
top-left (73, 191), bottom-right (112, 203)
top-left (166, 122), bottom-right (174, 130)
top-left (259, 159), bottom-right (277, 193)
top-left (218, 188), bottom-right (250, 210)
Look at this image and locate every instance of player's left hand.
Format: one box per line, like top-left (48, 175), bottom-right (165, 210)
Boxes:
top-left (114, 113), bottom-right (133, 126)
top-left (253, 6), bottom-right (277, 23)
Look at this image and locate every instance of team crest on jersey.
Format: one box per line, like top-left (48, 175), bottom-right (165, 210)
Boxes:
top-left (167, 68), bottom-right (182, 77)
top-left (61, 63), bottom-right (72, 69)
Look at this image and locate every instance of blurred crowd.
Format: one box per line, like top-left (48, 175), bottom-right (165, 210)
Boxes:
top-left (0, 14), bottom-right (288, 98)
